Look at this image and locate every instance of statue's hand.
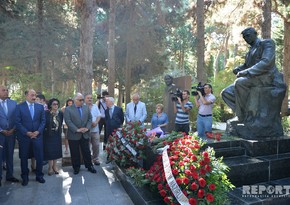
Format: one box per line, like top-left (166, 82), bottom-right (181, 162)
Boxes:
top-left (237, 70), bottom-right (248, 78)
top-left (233, 67), bottom-right (240, 75)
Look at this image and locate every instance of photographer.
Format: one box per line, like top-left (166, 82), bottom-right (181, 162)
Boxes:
top-left (173, 90), bottom-right (193, 135)
top-left (193, 83), bottom-right (216, 139)
top-left (96, 91), bottom-right (109, 150)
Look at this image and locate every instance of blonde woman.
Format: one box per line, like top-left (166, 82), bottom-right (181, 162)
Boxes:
top-left (151, 104), bottom-right (169, 133)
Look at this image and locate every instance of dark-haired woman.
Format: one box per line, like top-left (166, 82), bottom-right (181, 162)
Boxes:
top-left (43, 98), bottom-right (63, 175)
top-left (61, 99), bottom-right (73, 154)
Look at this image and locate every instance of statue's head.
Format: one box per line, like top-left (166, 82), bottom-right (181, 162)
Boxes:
top-left (241, 27), bottom-right (258, 45)
top-left (164, 74), bottom-right (173, 86)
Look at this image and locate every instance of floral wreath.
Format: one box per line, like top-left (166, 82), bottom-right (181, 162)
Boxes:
top-left (144, 134), bottom-right (234, 205)
top-left (106, 122), bottom-right (149, 167)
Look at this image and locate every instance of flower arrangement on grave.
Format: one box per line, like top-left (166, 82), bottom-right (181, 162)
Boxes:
top-left (106, 122), bottom-right (149, 167)
top-left (145, 134), bottom-right (234, 205)
top-left (206, 132), bottom-right (222, 141)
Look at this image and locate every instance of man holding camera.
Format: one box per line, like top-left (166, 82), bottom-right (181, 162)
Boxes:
top-left (173, 90), bottom-right (193, 135)
top-left (194, 84), bottom-right (216, 139)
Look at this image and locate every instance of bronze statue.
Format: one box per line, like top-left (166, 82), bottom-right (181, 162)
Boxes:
top-left (221, 27), bottom-right (286, 139)
top-left (163, 74), bottom-right (177, 133)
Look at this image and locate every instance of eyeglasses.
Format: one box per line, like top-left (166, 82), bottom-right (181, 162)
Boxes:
top-left (77, 99), bottom-right (84, 102)
top-left (52, 103), bottom-right (59, 106)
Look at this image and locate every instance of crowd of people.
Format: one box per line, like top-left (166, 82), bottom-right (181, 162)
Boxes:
top-left (0, 84), bottom-right (216, 187)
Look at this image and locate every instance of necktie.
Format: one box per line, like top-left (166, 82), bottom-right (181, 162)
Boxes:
top-left (78, 107), bottom-right (82, 118)
top-left (134, 104), bottom-right (137, 115)
top-left (29, 103), bottom-right (34, 119)
top-left (109, 108), bottom-right (113, 119)
top-left (2, 101), bottom-right (7, 116)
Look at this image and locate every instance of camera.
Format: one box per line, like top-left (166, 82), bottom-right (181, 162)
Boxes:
top-left (97, 94), bottom-right (104, 100)
top-left (170, 88), bottom-right (183, 102)
top-left (191, 82), bottom-right (205, 96)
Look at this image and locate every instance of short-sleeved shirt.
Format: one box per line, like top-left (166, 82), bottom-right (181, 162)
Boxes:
top-left (151, 112), bottom-right (169, 132)
top-left (198, 93), bottom-right (216, 115)
top-left (175, 101), bottom-right (193, 124)
top-left (90, 104), bottom-right (101, 133)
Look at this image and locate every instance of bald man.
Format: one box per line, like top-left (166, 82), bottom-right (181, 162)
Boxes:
top-left (15, 89), bottom-right (46, 186)
top-left (125, 93), bottom-right (147, 126)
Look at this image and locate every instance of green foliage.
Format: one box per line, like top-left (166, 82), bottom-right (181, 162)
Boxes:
top-left (125, 167), bottom-right (150, 187)
top-left (281, 116), bottom-right (290, 135)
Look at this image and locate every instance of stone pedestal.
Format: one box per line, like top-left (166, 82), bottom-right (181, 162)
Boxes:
top-left (226, 86), bottom-right (285, 139)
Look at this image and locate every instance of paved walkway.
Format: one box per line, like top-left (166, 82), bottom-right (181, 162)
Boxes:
top-left (0, 145), bottom-right (134, 205)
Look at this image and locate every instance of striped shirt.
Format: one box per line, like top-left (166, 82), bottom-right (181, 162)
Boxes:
top-left (175, 101), bottom-right (193, 124)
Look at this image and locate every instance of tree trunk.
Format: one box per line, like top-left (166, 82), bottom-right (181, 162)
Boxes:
top-left (196, 0), bottom-right (205, 83)
top-left (281, 21), bottom-right (290, 116)
top-left (125, 3), bottom-right (135, 104)
top-left (77, 0), bottom-right (96, 95)
top-left (261, 0), bottom-right (272, 39)
top-left (36, 0), bottom-right (44, 91)
top-left (50, 60), bottom-right (55, 96)
top-left (108, 0), bottom-right (116, 97)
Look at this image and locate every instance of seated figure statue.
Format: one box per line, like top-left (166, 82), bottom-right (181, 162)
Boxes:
top-left (221, 27), bottom-right (286, 139)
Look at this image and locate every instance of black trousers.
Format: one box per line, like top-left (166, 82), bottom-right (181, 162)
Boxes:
top-left (68, 137), bottom-right (92, 170)
top-left (175, 123), bottom-right (189, 135)
top-left (98, 118), bottom-right (107, 144)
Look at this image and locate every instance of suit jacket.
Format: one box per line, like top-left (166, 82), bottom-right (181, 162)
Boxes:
top-left (105, 106), bottom-right (124, 137)
top-left (15, 101), bottom-right (46, 141)
top-left (0, 99), bottom-right (17, 132)
top-left (125, 101), bottom-right (147, 124)
top-left (237, 38), bottom-right (284, 86)
top-left (64, 104), bottom-right (92, 140)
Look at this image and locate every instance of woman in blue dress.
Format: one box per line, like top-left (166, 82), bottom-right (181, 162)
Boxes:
top-left (151, 104), bottom-right (169, 133)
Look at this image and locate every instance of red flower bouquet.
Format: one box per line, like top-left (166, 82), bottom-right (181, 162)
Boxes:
top-left (145, 134), bottom-right (234, 204)
top-left (106, 122), bottom-right (149, 167)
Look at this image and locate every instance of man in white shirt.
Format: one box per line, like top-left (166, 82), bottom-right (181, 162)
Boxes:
top-left (125, 93), bottom-right (147, 126)
top-left (85, 94), bottom-right (101, 165)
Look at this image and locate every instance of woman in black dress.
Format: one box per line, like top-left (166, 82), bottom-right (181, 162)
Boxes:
top-left (43, 98), bottom-right (63, 175)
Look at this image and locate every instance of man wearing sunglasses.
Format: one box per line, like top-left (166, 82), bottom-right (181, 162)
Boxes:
top-left (64, 93), bottom-right (96, 175)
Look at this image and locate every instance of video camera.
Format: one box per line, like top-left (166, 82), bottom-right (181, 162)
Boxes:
top-left (170, 88), bottom-right (183, 102)
top-left (97, 94), bottom-right (105, 100)
top-left (191, 82), bottom-right (205, 96)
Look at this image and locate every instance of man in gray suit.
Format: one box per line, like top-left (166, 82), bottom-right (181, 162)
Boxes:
top-left (64, 93), bottom-right (96, 175)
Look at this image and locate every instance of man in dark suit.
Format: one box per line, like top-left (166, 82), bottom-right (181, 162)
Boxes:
top-left (0, 85), bottom-right (19, 186)
top-left (15, 89), bottom-right (46, 186)
top-left (64, 93), bottom-right (96, 175)
top-left (105, 97), bottom-right (124, 163)
top-left (221, 27), bottom-right (285, 122)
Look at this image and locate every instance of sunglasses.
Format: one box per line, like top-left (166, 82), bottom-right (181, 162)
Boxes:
top-left (77, 99), bottom-right (84, 101)
top-left (52, 103), bottom-right (59, 105)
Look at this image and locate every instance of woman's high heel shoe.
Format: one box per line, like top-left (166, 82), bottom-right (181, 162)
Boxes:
top-left (53, 168), bottom-right (59, 175)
